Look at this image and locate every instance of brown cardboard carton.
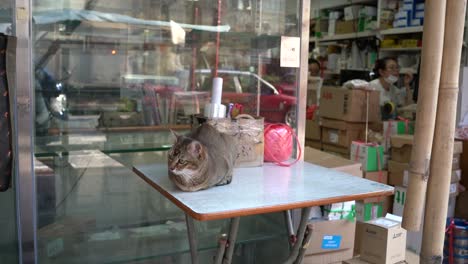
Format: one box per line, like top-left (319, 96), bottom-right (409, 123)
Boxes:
top-left (303, 219), bottom-right (356, 264)
top-left (390, 135), bottom-right (413, 163)
top-left (306, 118), bottom-right (321, 141)
top-left (320, 86), bottom-right (380, 122)
top-left (391, 136), bottom-right (463, 163)
top-left (304, 147), bottom-right (362, 177)
top-left (303, 251), bottom-right (354, 264)
top-left (354, 221), bottom-right (365, 256)
top-left (388, 159), bottom-right (461, 186)
top-left (343, 258), bottom-right (406, 264)
top-left (323, 143), bottom-right (351, 158)
top-left (360, 218), bottom-right (407, 264)
top-left (321, 118), bottom-right (367, 148)
top-left (343, 258), bottom-right (373, 264)
top-left (336, 20), bottom-right (358, 34)
top-left (387, 160), bottom-right (409, 186)
top-left (305, 139), bottom-right (322, 150)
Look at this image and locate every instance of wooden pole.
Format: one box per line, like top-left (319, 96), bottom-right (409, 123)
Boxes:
top-left (402, 0), bottom-right (447, 231)
top-left (421, 0), bottom-right (467, 262)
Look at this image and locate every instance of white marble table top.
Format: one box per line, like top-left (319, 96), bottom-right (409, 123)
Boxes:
top-left (133, 162), bottom-right (394, 221)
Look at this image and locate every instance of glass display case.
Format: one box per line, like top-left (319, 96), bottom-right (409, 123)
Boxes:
top-left (10, 0), bottom-right (310, 262)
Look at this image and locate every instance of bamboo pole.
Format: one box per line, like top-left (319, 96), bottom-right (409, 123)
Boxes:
top-left (421, 0), bottom-right (467, 262)
top-left (402, 0), bottom-right (447, 231)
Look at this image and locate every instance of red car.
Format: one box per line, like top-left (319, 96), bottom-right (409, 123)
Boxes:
top-left (196, 69), bottom-right (297, 126)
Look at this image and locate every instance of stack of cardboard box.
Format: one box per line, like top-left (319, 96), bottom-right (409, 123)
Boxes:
top-left (349, 141), bottom-right (395, 256)
top-left (302, 147), bottom-right (362, 263)
top-left (319, 86), bottom-right (380, 157)
top-left (351, 142), bottom-right (391, 221)
top-left (388, 134), bottom-right (463, 254)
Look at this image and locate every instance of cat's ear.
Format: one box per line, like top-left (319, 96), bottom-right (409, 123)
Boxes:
top-left (188, 141), bottom-right (203, 157)
top-left (170, 129), bottom-right (180, 141)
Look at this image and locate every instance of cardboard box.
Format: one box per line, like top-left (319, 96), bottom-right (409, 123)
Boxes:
top-left (303, 250), bottom-right (353, 264)
top-left (388, 160), bottom-right (409, 186)
top-left (391, 135), bottom-right (464, 163)
top-left (388, 159), bottom-right (460, 186)
top-left (323, 143), bottom-right (352, 158)
top-left (393, 185), bottom-right (458, 217)
top-left (392, 184), bottom-right (457, 254)
top-left (336, 20), bottom-right (358, 34)
top-left (304, 147), bottom-right (362, 177)
top-left (343, 257), bottom-right (406, 264)
top-left (359, 6), bottom-right (377, 17)
top-left (354, 221), bottom-right (365, 256)
top-left (306, 118), bottom-right (321, 141)
top-left (402, 169), bottom-right (461, 187)
top-left (325, 201), bottom-right (356, 221)
top-left (363, 171), bottom-right (389, 203)
top-left (321, 119), bottom-right (367, 148)
top-left (350, 142), bottom-right (387, 172)
top-left (360, 217), bottom-right (407, 264)
top-left (356, 201), bottom-right (384, 222)
top-left (303, 219), bottom-right (356, 264)
top-left (382, 121), bottom-right (414, 152)
top-left (320, 87), bottom-right (380, 122)
top-left (305, 139), bottom-right (322, 150)
top-left (390, 135), bottom-right (413, 163)
top-left (344, 5), bottom-right (362, 21)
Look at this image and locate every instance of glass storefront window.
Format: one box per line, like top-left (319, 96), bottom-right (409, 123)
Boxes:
top-left (32, 1), bottom-right (303, 263)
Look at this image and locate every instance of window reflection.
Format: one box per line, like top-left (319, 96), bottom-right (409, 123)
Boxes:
top-left (33, 0), bottom-right (299, 133)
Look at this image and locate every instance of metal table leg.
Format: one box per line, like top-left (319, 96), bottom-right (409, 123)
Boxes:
top-left (223, 217), bottom-right (241, 264)
top-left (214, 234), bottom-right (228, 264)
top-left (282, 207), bottom-right (312, 264)
top-left (185, 214), bottom-right (199, 264)
top-left (284, 210), bottom-right (296, 248)
top-left (295, 225), bottom-right (313, 264)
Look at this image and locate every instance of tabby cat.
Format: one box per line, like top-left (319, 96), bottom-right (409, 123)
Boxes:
top-left (168, 123), bottom-right (237, 192)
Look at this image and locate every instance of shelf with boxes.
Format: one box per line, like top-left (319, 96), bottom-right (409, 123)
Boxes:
top-left (310, 1), bottom-right (425, 81)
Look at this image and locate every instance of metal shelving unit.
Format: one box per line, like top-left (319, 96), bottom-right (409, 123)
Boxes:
top-left (379, 26), bottom-right (424, 36)
top-left (310, 30), bottom-right (376, 42)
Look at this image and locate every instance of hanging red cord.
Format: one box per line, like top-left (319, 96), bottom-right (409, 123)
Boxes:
top-left (214, 0), bottom-right (222, 77)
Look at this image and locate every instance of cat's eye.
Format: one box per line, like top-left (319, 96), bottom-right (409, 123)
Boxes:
top-left (178, 160), bottom-right (188, 165)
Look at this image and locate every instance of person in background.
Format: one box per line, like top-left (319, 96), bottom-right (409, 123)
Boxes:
top-left (370, 57), bottom-right (414, 107)
top-left (309, 58), bottom-right (321, 77)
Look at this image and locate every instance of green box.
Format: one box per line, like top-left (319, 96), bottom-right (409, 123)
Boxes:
top-left (383, 120), bottom-right (415, 152)
top-left (350, 142), bottom-right (386, 172)
top-left (356, 201), bottom-right (384, 222)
